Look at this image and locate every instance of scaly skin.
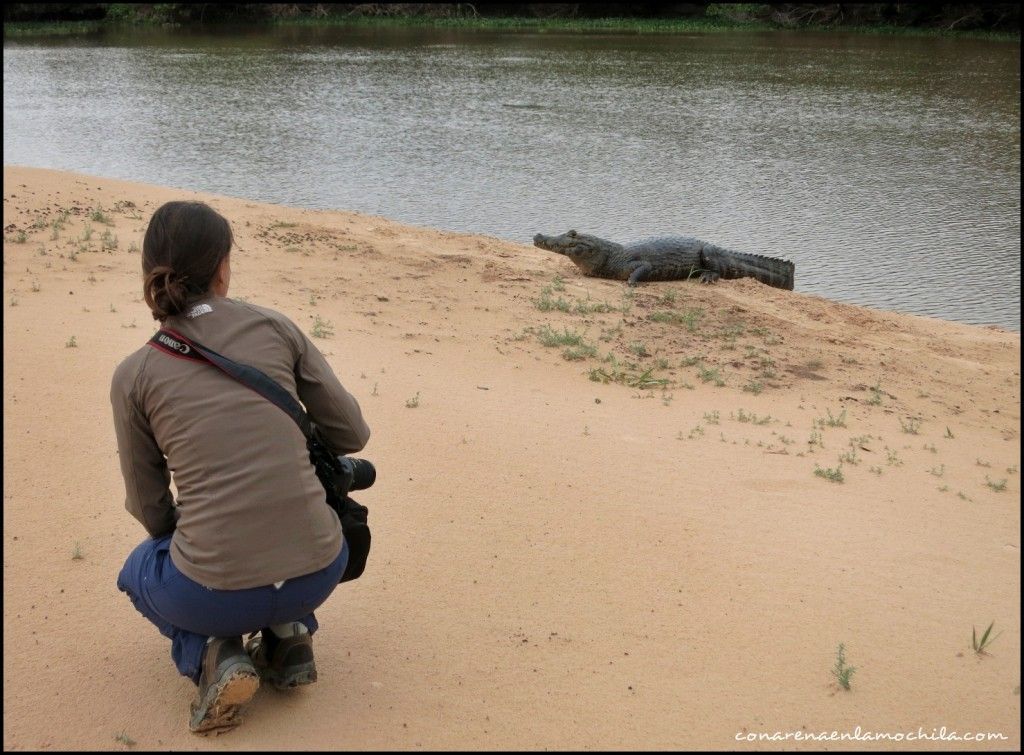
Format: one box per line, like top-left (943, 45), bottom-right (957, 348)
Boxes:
top-left (533, 231), bottom-right (795, 290)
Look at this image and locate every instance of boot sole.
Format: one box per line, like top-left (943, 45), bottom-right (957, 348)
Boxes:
top-left (189, 664), bottom-right (260, 735)
top-left (264, 661), bottom-right (317, 690)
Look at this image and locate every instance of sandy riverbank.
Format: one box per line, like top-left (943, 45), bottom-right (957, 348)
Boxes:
top-left (2, 166), bottom-right (1020, 750)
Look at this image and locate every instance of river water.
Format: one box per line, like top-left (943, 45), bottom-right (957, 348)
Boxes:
top-left (4, 26), bottom-right (1020, 330)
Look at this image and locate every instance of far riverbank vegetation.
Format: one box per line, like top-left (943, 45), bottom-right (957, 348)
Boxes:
top-left (4, 3), bottom-right (1020, 41)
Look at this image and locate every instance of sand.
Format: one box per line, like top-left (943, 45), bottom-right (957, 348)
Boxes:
top-left (2, 166), bottom-right (1020, 750)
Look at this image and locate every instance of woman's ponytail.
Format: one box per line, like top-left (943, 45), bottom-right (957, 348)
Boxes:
top-left (143, 265), bottom-right (191, 321)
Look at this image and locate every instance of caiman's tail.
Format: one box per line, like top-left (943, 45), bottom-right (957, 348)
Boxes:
top-left (701, 244), bottom-right (795, 291)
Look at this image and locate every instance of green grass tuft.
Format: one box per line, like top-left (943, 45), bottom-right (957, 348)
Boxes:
top-left (831, 643), bottom-right (856, 690)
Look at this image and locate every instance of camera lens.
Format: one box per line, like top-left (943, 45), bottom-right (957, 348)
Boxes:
top-left (339, 457), bottom-right (376, 491)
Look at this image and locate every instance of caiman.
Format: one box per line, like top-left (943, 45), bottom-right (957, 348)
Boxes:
top-left (533, 230), bottom-right (795, 290)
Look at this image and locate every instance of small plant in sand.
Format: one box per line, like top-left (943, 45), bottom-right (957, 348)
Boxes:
top-left (984, 476), bottom-right (1007, 492)
top-left (81, 222), bottom-right (93, 242)
top-left (831, 643), bottom-right (856, 690)
top-left (113, 730), bottom-right (136, 746)
top-left (944, 426), bottom-right (955, 439)
top-left (101, 229), bottom-right (118, 251)
top-left (742, 380), bottom-right (764, 395)
top-left (405, 391), bottom-right (421, 408)
top-left (928, 464), bottom-right (945, 478)
top-left (899, 416), bottom-right (922, 434)
top-left (807, 430), bottom-right (824, 449)
top-left (572, 298), bottom-right (617, 315)
top-left (90, 206), bottom-right (114, 225)
top-left (869, 466), bottom-right (883, 475)
top-left (697, 365), bottom-right (725, 386)
top-left (814, 463), bottom-right (844, 483)
top-left (971, 622), bottom-right (1001, 655)
top-left (533, 287), bottom-right (572, 313)
top-left (817, 408), bottom-right (847, 428)
top-left (703, 410), bottom-right (720, 425)
top-left (975, 458), bottom-right (991, 468)
top-left (589, 365), bottom-right (669, 390)
top-left (310, 315), bottom-right (334, 339)
top-left (757, 357), bottom-right (777, 380)
top-left (88, 273), bottom-right (97, 283)
top-left (734, 409), bottom-right (772, 425)
top-left (885, 448), bottom-right (903, 466)
top-left (537, 325), bottom-right (587, 349)
top-left (72, 542), bottom-right (84, 560)
top-left (629, 341), bottom-right (651, 358)
top-left (127, 241), bottom-right (139, 254)
top-left (31, 281), bottom-right (41, 292)
top-left (923, 443), bottom-right (937, 453)
top-left (563, 342), bottom-right (598, 361)
top-left (867, 381), bottom-right (884, 405)
top-left (371, 383), bottom-right (378, 396)
top-left (66, 335), bottom-right (78, 348)
top-left (650, 308), bottom-right (703, 330)
top-left (838, 448), bottom-right (860, 466)
top-left (110, 303), bottom-right (118, 313)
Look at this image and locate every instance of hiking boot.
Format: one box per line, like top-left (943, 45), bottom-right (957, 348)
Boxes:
top-left (245, 623), bottom-right (317, 690)
top-left (188, 636), bottom-right (260, 735)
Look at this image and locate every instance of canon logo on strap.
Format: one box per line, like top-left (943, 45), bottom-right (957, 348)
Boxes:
top-left (157, 333), bottom-right (191, 355)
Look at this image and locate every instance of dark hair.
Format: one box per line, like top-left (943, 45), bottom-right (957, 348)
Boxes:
top-left (142, 201), bottom-right (233, 321)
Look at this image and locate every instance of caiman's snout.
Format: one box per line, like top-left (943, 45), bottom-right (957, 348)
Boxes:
top-left (533, 233), bottom-right (561, 253)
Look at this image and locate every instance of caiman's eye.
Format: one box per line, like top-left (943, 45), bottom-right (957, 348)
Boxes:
top-left (567, 230), bottom-right (577, 237)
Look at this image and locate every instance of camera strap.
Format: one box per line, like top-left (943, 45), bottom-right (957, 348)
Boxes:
top-left (147, 328), bottom-right (313, 439)
top-left (147, 326), bottom-right (372, 584)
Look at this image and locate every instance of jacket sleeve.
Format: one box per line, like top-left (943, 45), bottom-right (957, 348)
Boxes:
top-left (110, 363), bottom-right (177, 537)
top-left (287, 323), bottom-right (371, 455)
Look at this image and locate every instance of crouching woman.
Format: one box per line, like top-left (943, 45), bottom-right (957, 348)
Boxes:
top-left (110, 201), bottom-right (370, 734)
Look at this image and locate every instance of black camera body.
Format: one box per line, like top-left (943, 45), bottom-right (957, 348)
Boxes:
top-left (307, 426), bottom-right (375, 583)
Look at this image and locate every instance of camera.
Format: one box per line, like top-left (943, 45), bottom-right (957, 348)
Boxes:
top-left (336, 456), bottom-right (376, 493)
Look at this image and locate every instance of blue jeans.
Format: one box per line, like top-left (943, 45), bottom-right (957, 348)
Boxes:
top-left (117, 534), bottom-right (348, 684)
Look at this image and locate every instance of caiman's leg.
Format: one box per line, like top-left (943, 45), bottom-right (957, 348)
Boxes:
top-left (698, 270), bottom-right (720, 284)
top-left (626, 261), bottom-right (654, 286)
